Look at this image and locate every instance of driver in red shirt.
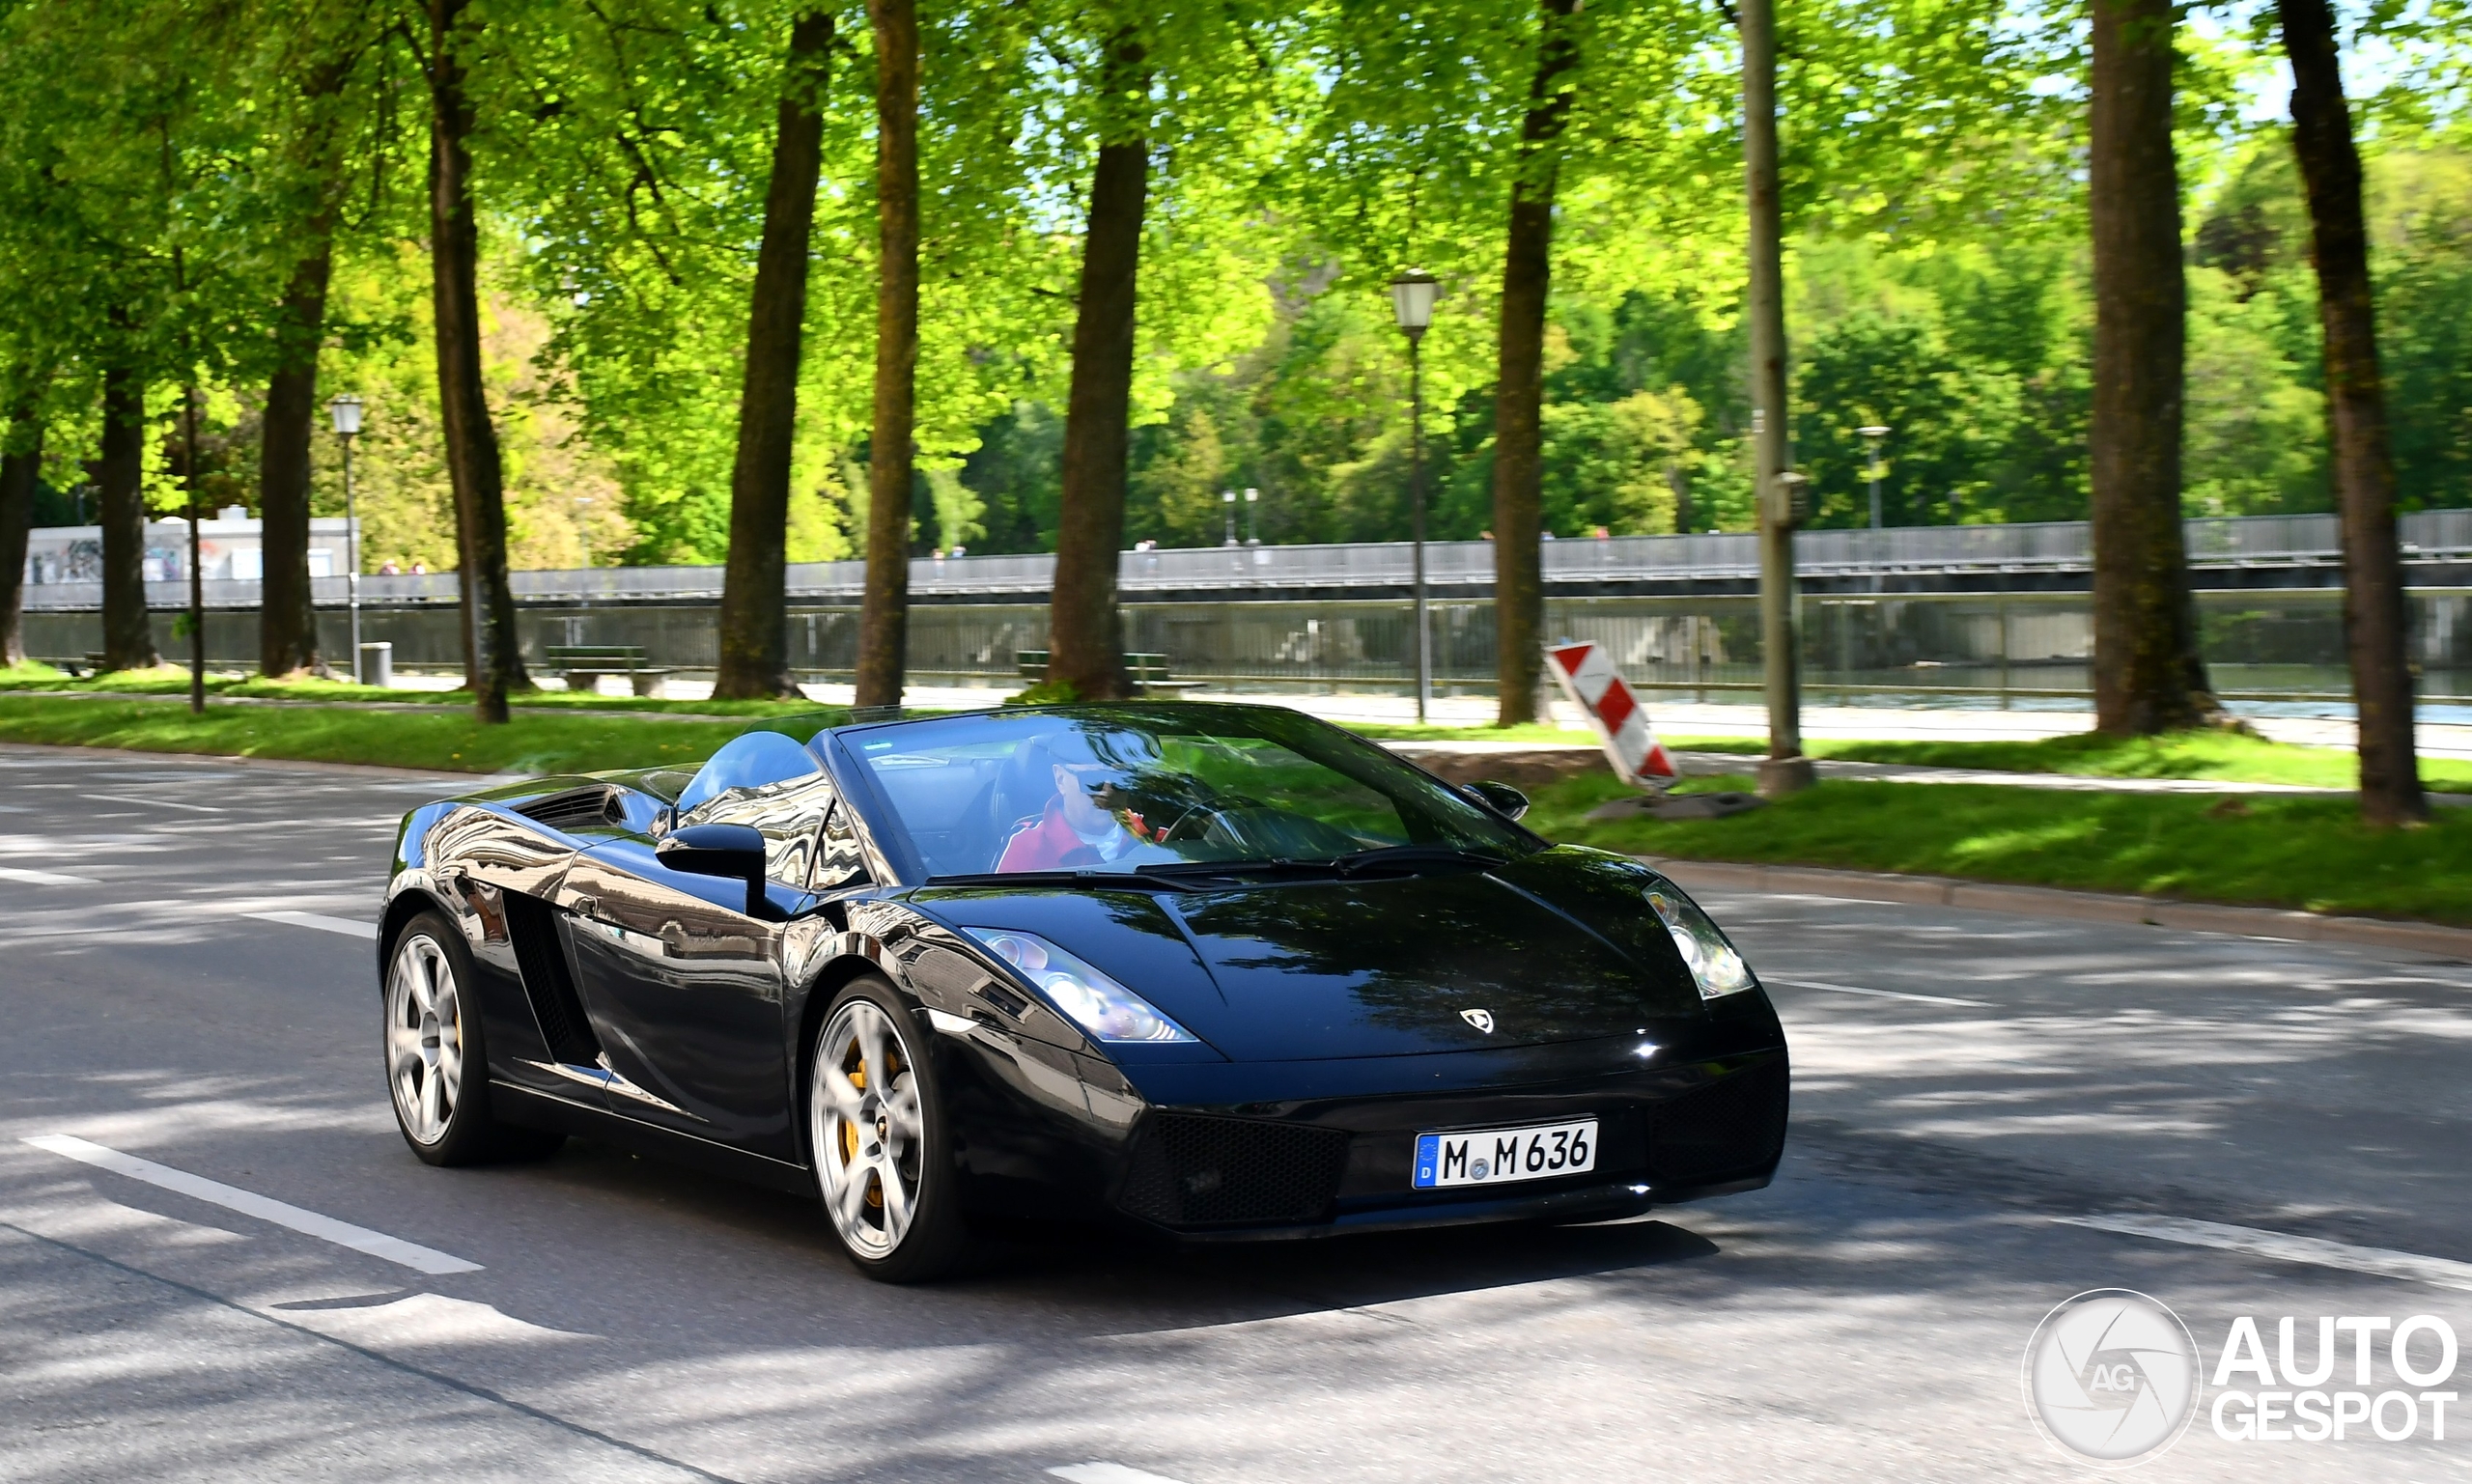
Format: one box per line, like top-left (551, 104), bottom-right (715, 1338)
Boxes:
top-left (996, 730), bottom-right (1170, 872)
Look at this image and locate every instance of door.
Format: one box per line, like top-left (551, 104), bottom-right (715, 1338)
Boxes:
top-left (563, 774), bottom-right (839, 1160)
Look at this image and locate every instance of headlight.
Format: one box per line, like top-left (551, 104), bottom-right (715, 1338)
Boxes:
top-left (1644, 884), bottom-right (1756, 999)
top-left (961, 928), bottom-right (1198, 1044)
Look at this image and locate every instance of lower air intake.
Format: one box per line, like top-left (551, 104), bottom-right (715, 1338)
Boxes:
top-left (1117, 1114), bottom-right (1350, 1229)
top-left (1650, 1059), bottom-right (1788, 1182)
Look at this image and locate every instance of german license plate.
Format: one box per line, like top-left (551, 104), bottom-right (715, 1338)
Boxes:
top-left (1413, 1119), bottom-right (1597, 1190)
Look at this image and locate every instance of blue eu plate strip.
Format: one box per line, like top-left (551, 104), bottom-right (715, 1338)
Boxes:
top-left (1413, 1134), bottom-right (1441, 1190)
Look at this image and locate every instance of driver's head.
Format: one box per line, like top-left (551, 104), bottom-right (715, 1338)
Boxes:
top-left (1022, 727), bottom-right (1159, 823)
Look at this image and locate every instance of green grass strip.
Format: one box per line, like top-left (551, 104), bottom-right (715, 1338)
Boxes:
top-left (1528, 769), bottom-right (2472, 926)
top-left (8, 683), bottom-right (2465, 926)
top-left (0, 693), bottom-right (821, 776)
top-left (1665, 727), bottom-right (2472, 793)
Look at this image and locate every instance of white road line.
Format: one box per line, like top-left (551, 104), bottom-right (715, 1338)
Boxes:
top-left (246, 910), bottom-right (380, 940)
top-left (1766, 976), bottom-right (1990, 1007)
top-left (84, 793), bottom-right (227, 813)
top-left (22, 1134), bottom-right (481, 1275)
top-left (0, 865), bottom-right (101, 886)
top-left (2058, 1213), bottom-right (2472, 1293)
top-left (1049, 1467), bottom-right (1196, 1484)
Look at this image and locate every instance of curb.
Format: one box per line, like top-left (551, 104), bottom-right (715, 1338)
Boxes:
top-left (0, 687), bottom-right (724, 722)
top-left (1638, 855), bottom-right (2472, 962)
top-left (0, 739), bottom-right (492, 783)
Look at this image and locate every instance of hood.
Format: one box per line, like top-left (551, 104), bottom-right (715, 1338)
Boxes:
top-left (921, 863), bottom-right (1702, 1063)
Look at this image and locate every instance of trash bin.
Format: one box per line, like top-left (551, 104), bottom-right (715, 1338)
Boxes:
top-left (357, 642), bottom-right (393, 688)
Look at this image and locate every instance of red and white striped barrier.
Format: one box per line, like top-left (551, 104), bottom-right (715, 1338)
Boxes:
top-left (1545, 640), bottom-right (1678, 788)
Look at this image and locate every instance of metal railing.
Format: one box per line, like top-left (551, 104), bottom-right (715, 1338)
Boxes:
top-left (20, 508), bottom-right (2472, 611)
top-left (27, 587), bottom-right (2472, 709)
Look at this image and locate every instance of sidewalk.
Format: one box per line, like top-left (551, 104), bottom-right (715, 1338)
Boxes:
top-left (370, 673), bottom-right (2472, 762)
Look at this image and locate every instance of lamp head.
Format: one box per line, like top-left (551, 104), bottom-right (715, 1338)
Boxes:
top-left (1856, 424), bottom-right (1889, 439)
top-left (1389, 270), bottom-right (1438, 339)
top-left (328, 394), bottom-right (364, 437)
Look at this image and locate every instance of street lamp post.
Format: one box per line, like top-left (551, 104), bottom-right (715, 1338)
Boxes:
top-left (1244, 487), bottom-right (1259, 546)
top-left (328, 395), bottom-right (364, 682)
top-left (1857, 425), bottom-right (1889, 531)
top-left (1390, 270), bottom-right (1439, 724)
top-left (1222, 490), bottom-right (1237, 546)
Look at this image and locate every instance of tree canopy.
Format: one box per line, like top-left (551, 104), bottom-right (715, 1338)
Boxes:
top-left (3, 0), bottom-right (2470, 575)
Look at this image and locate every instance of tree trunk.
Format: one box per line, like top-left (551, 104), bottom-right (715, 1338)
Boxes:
top-left (1742, 0), bottom-right (1812, 794)
top-left (2088, 0), bottom-right (2216, 734)
top-left (98, 351), bottom-right (159, 672)
top-left (1047, 34), bottom-right (1149, 703)
top-left (715, 8), bottom-right (835, 701)
top-left (0, 403), bottom-right (37, 668)
top-left (428, 0), bottom-right (527, 721)
top-left (1489, 0), bottom-right (1580, 727)
top-left (2278, 0), bottom-right (2426, 825)
top-left (259, 54), bottom-right (354, 681)
top-left (259, 238), bottom-right (333, 678)
top-left (854, 0), bottom-right (919, 712)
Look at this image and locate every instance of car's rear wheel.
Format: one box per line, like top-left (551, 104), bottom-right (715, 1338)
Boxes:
top-left (809, 979), bottom-right (967, 1282)
top-left (384, 910), bottom-right (562, 1165)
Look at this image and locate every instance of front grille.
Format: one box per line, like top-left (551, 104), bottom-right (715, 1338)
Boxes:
top-left (1650, 1060), bottom-right (1788, 1182)
top-left (1117, 1114), bottom-right (1350, 1229)
top-left (516, 786), bottom-right (623, 834)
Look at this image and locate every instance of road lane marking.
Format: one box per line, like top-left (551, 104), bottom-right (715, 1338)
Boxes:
top-left (1766, 976), bottom-right (1989, 1007)
top-left (0, 1218), bottom-right (734, 1484)
top-left (85, 793), bottom-right (226, 813)
top-left (2058, 1213), bottom-right (2472, 1293)
top-left (0, 865), bottom-right (101, 885)
top-left (246, 910), bottom-right (380, 940)
top-left (22, 1134), bottom-right (481, 1275)
top-left (1049, 1467), bottom-right (1196, 1484)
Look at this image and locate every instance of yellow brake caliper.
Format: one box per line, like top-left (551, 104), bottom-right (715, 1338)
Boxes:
top-left (841, 1043), bottom-right (885, 1210)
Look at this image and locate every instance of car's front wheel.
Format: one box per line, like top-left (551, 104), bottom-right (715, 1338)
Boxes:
top-left (808, 979), bottom-right (967, 1282)
top-left (384, 910), bottom-right (563, 1165)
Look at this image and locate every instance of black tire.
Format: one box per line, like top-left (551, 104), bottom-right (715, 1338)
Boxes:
top-left (807, 975), bottom-right (969, 1282)
top-left (383, 910), bottom-right (564, 1166)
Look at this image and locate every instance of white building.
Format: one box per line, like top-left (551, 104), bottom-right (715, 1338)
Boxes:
top-left (21, 510), bottom-right (358, 586)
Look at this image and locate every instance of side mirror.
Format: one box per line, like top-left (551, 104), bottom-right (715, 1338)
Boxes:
top-left (1464, 780), bottom-right (1531, 822)
top-left (656, 822), bottom-right (772, 917)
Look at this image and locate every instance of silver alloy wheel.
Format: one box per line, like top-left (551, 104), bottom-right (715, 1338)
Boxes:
top-left (386, 932), bottom-right (464, 1145)
top-left (811, 998), bottom-right (925, 1259)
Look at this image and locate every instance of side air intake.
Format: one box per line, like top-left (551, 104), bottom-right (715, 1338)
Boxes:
top-left (501, 891), bottom-right (602, 1064)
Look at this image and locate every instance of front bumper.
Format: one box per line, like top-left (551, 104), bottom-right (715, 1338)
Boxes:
top-left (1106, 1035), bottom-right (1788, 1240)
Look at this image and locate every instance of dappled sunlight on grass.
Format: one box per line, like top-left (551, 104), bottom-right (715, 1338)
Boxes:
top-left (1943, 819), bottom-right (2104, 863)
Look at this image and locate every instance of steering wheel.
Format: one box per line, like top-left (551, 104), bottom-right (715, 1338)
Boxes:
top-left (1159, 803), bottom-right (1247, 849)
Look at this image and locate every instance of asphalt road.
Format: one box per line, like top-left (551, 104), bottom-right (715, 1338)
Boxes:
top-left (4, 742), bottom-right (2469, 1484)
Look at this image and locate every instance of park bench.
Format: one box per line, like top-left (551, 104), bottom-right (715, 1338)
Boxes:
top-left (1014, 650), bottom-right (1200, 695)
top-left (544, 644), bottom-right (678, 698)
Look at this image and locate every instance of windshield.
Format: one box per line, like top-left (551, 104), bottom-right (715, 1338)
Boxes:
top-left (839, 705), bottom-right (1536, 882)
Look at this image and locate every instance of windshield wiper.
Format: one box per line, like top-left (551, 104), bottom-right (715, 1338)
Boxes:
top-left (922, 849), bottom-right (1505, 893)
top-left (922, 866), bottom-right (1225, 893)
top-left (1331, 844), bottom-right (1508, 878)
